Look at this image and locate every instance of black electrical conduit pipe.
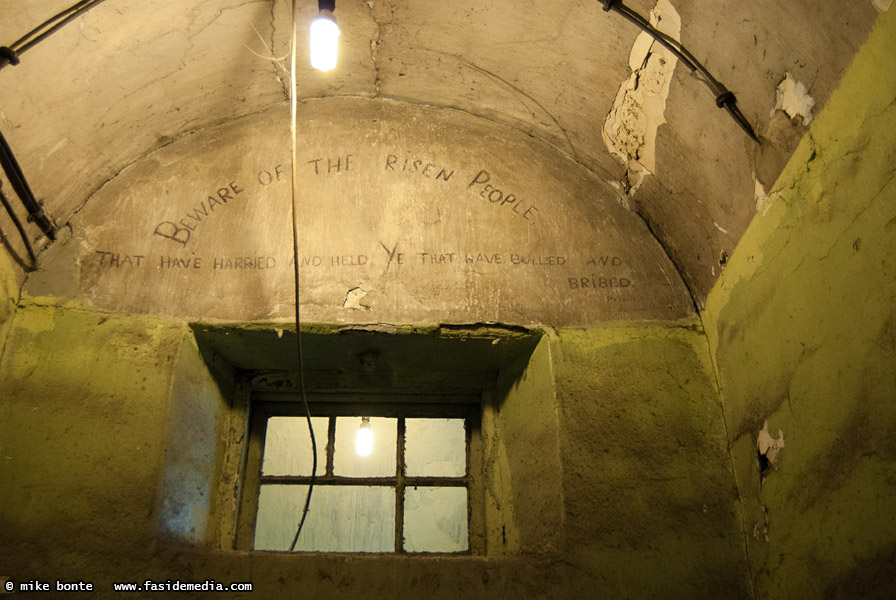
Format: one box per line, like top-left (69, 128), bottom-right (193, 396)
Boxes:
top-left (0, 0), bottom-right (110, 72)
top-left (598, 0), bottom-right (760, 143)
top-left (0, 0), bottom-right (111, 261)
top-left (0, 129), bottom-right (56, 245)
top-left (0, 180), bottom-right (38, 269)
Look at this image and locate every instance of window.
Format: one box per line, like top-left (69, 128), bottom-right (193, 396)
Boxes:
top-left (237, 398), bottom-right (481, 554)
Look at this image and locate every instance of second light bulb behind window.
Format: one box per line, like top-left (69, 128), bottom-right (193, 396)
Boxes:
top-left (356, 416), bottom-right (373, 457)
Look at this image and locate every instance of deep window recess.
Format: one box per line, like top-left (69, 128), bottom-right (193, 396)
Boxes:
top-left (240, 400), bottom-right (479, 554)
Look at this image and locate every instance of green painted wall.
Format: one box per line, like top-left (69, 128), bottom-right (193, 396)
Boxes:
top-left (0, 247), bottom-right (18, 363)
top-left (157, 329), bottom-right (232, 547)
top-left (0, 302), bottom-right (747, 597)
top-left (551, 325), bottom-right (749, 598)
top-left (488, 336), bottom-right (565, 556)
top-left (0, 305), bottom-right (184, 573)
top-left (704, 9), bottom-right (896, 598)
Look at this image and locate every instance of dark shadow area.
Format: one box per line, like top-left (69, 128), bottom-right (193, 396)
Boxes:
top-left (0, 220), bottom-right (37, 272)
top-left (191, 322), bottom-right (542, 397)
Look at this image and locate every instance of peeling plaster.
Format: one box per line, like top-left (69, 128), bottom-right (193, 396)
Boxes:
top-left (602, 0), bottom-right (680, 195)
top-left (752, 506), bottom-right (770, 543)
top-left (754, 179), bottom-right (773, 216)
top-left (757, 420), bottom-right (785, 466)
top-left (342, 286), bottom-right (372, 310)
top-left (774, 73), bottom-right (815, 125)
top-left (873, 0), bottom-right (892, 11)
top-left (368, 2), bottom-right (383, 94)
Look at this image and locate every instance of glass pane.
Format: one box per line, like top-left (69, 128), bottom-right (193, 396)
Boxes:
top-left (334, 417), bottom-right (397, 477)
top-left (405, 418), bottom-right (466, 477)
top-left (262, 416), bottom-right (328, 476)
top-left (403, 486), bottom-right (468, 553)
top-left (254, 485), bottom-right (395, 552)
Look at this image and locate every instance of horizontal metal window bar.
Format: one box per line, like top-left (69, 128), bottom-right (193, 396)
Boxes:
top-left (257, 402), bottom-right (476, 419)
top-left (254, 391), bottom-right (482, 407)
top-left (260, 475), bottom-right (468, 486)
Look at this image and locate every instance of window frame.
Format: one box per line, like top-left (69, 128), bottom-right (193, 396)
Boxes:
top-left (235, 394), bottom-right (483, 555)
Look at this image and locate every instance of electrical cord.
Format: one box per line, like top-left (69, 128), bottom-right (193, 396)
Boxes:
top-left (0, 0), bottom-right (110, 71)
top-left (0, 128), bottom-right (56, 246)
top-left (0, 1), bottom-right (112, 248)
top-left (599, 0), bottom-right (759, 142)
top-left (0, 180), bottom-right (38, 269)
top-left (287, 0), bottom-right (318, 553)
top-left (3, 1), bottom-right (319, 545)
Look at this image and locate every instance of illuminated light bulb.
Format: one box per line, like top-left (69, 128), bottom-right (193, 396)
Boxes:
top-left (309, 10), bottom-right (340, 72)
top-left (356, 417), bottom-right (373, 457)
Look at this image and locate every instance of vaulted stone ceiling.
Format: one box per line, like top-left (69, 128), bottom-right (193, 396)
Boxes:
top-left (0, 0), bottom-right (884, 307)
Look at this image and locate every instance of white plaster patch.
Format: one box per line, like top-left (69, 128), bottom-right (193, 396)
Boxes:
top-left (713, 222), bottom-right (728, 235)
top-left (873, 0), bottom-right (891, 11)
top-left (602, 0), bottom-right (680, 195)
top-left (342, 286), bottom-right (372, 310)
top-left (757, 420), bottom-right (785, 465)
top-left (774, 73), bottom-right (815, 125)
top-left (754, 179), bottom-right (772, 216)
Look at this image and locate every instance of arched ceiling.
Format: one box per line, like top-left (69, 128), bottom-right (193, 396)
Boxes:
top-left (0, 0), bottom-right (884, 309)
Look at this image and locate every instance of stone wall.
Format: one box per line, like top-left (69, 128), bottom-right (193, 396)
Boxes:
top-left (0, 304), bottom-right (745, 598)
top-left (704, 9), bottom-right (896, 598)
top-left (24, 98), bottom-right (694, 326)
top-left (2, 9), bottom-right (894, 598)
top-left (0, 246), bottom-right (17, 363)
top-left (552, 325), bottom-right (749, 597)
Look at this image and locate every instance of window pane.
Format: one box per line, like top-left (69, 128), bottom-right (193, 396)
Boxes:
top-left (405, 418), bottom-right (466, 477)
top-left (403, 486), bottom-right (468, 553)
top-left (254, 485), bottom-right (395, 552)
top-left (261, 416), bottom-right (328, 476)
top-left (334, 417), bottom-right (397, 477)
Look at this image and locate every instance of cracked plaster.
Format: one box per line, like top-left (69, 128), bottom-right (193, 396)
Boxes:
top-left (757, 420), bottom-right (784, 466)
top-left (705, 9), bottom-right (896, 595)
top-left (0, 0), bottom-right (882, 308)
top-left (602, 0), bottom-right (680, 196)
top-left (24, 98), bottom-right (695, 326)
top-left (774, 72), bottom-right (816, 125)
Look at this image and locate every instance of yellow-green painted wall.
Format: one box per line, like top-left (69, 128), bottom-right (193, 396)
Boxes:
top-left (552, 325), bottom-right (749, 598)
top-left (0, 303), bottom-right (745, 598)
top-left (0, 247), bottom-right (18, 363)
top-left (704, 9), bottom-right (896, 598)
top-left (0, 306), bottom-right (183, 559)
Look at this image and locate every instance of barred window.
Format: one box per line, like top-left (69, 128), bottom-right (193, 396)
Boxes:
top-left (239, 399), bottom-right (480, 554)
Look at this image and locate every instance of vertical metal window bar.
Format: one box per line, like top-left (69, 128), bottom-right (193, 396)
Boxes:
top-left (251, 407), bottom-right (471, 554)
top-left (394, 417), bottom-right (406, 553)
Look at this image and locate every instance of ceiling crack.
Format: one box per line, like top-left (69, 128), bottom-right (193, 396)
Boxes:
top-left (367, 2), bottom-right (384, 96)
top-left (271, 0), bottom-right (290, 102)
top-left (633, 207), bottom-right (700, 315)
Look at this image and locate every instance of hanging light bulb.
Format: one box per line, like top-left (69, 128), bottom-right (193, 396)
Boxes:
top-left (310, 1), bottom-right (340, 72)
top-left (356, 417), bottom-right (373, 457)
